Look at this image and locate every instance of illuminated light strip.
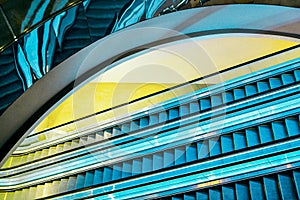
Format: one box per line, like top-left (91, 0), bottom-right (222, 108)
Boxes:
top-left (196, 180), bottom-right (224, 189)
top-left (15, 57), bottom-right (300, 154)
top-left (0, 90), bottom-right (300, 188)
top-left (48, 138), bottom-right (300, 200)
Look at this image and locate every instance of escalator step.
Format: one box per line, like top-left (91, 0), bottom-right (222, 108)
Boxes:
top-left (285, 117), bottom-right (300, 137)
top-left (140, 116), bottom-right (149, 128)
top-left (257, 81), bottom-right (270, 93)
top-left (197, 140), bottom-right (209, 159)
top-left (132, 158), bottom-right (142, 176)
top-left (85, 171), bottom-right (94, 187)
top-left (130, 120), bottom-right (139, 131)
top-left (278, 173), bottom-right (298, 200)
top-left (245, 128), bottom-right (260, 147)
top-left (174, 147), bottom-right (186, 165)
top-left (294, 70), bottom-right (300, 81)
top-left (269, 77), bottom-right (283, 89)
top-left (222, 185), bottom-right (236, 200)
top-left (180, 104), bottom-right (190, 116)
top-left (149, 114), bottom-right (159, 125)
top-left (233, 132), bottom-right (247, 150)
top-left (196, 191), bottom-right (208, 200)
top-left (233, 88), bottom-right (246, 100)
top-left (258, 125), bottom-right (273, 144)
top-left (103, 167), bottom-right (112, 183)
top-left (28, 187), bottom-right (36, 199)
top-left (67, 176), bottom-right (77, 191)
top-left (75, 173), bottom-right (85, 189)
top-left (35, 185), bottom-right (44, 199)
top-left (159, 112), bottom-right (168, 123)
top-left (249, 179), bottom-right (265, 200)
top-left (235, 183), bottom-right (250, 200)
top-left (93, 169), bottom-right (103, 185)
top-left (164, 150), bottom-right (174, 168)
top-left (169, 107), bottom-right (179, 120)
top-left (211, 95), bottom-right (223, 107)
top-left (186, 144), bottom-right (197, 162)
top-left (190, 101), bottom-right (200, 113)
top-left (271, 121), bottom-right (288, 140)
top-left (209, 187), bottom-right (222, 200)
top-left (183, 193), bottom-right (196, 200)
top-left (281, 74), bottom-right (295, 85)
top-left (52, 181), bottom-right (60, 195)
top-left (292, 170), bottom-right (300, 199)
top-left (153, 152), bottom-right (163, 171)
top-left (220, 134), bottom-right (234, 153)
top-left (209, 138), bottom-right (221, 157)
top-left (222, 92), bottom-right (234, 104)
top-left (122, 161), bottom-right (132, 178)
top-left (112, 164), bottom-right (122, 180)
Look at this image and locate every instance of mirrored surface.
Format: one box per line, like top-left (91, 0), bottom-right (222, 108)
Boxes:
top-left (0, 46), bottom-right (24, 114)
top-left (0, 0), bottom-right (82, 35)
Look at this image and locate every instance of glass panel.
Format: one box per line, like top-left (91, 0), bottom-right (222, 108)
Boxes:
top-left (19, 19), bottom-right (58, 77)
top-left (145, 0), bottom-right (165, 19)
top-left (51, 3), bottom-right (92, 66)
top-left (1, 0), bottom-right (82, 36)
top-left (83, 0), bottom-right (133, 42)
top-left (14, 43), bottom-right (35, 88)
top-left (112, 0), bottom-right (145, 32)
top-left (0, 46), bottom-right (24, 115)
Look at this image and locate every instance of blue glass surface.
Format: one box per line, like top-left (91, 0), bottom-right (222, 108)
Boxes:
top-left (0, 0), bottom-right (81, 34)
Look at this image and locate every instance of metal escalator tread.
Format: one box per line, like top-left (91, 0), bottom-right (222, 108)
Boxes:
top-left (278, 172), bottom-right (298, 200)
top-left (263, 175), bottom-right (281, 200)
top-left (161, 170), bottom-right (300, 200)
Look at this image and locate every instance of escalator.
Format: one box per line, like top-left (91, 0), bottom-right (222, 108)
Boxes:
top-left (0, 3), bottom-right (300, 200)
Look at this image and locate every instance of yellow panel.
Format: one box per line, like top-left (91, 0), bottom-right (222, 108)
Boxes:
top-left (34, 35), bottom-right (299, 133)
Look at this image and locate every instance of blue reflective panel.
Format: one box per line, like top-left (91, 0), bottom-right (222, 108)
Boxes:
top-left (14, 43), bottom-right (34, 88)
top-left (51, 3), bottom-right (92, 65)
top-left (1, 0), bottom-right (82, 35)
top-left (0, 46), bottom-right (24, 115)
top-left (112, 0), bottom-right (145, 32)
top-left (52, 7), bottom-right (76, 48)
top-left (20, 19), bottom-right (58, 79)
top-left (145, 0), bottom-right (165, 19)
top-left (84, 0), bottom-right (116, 41)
